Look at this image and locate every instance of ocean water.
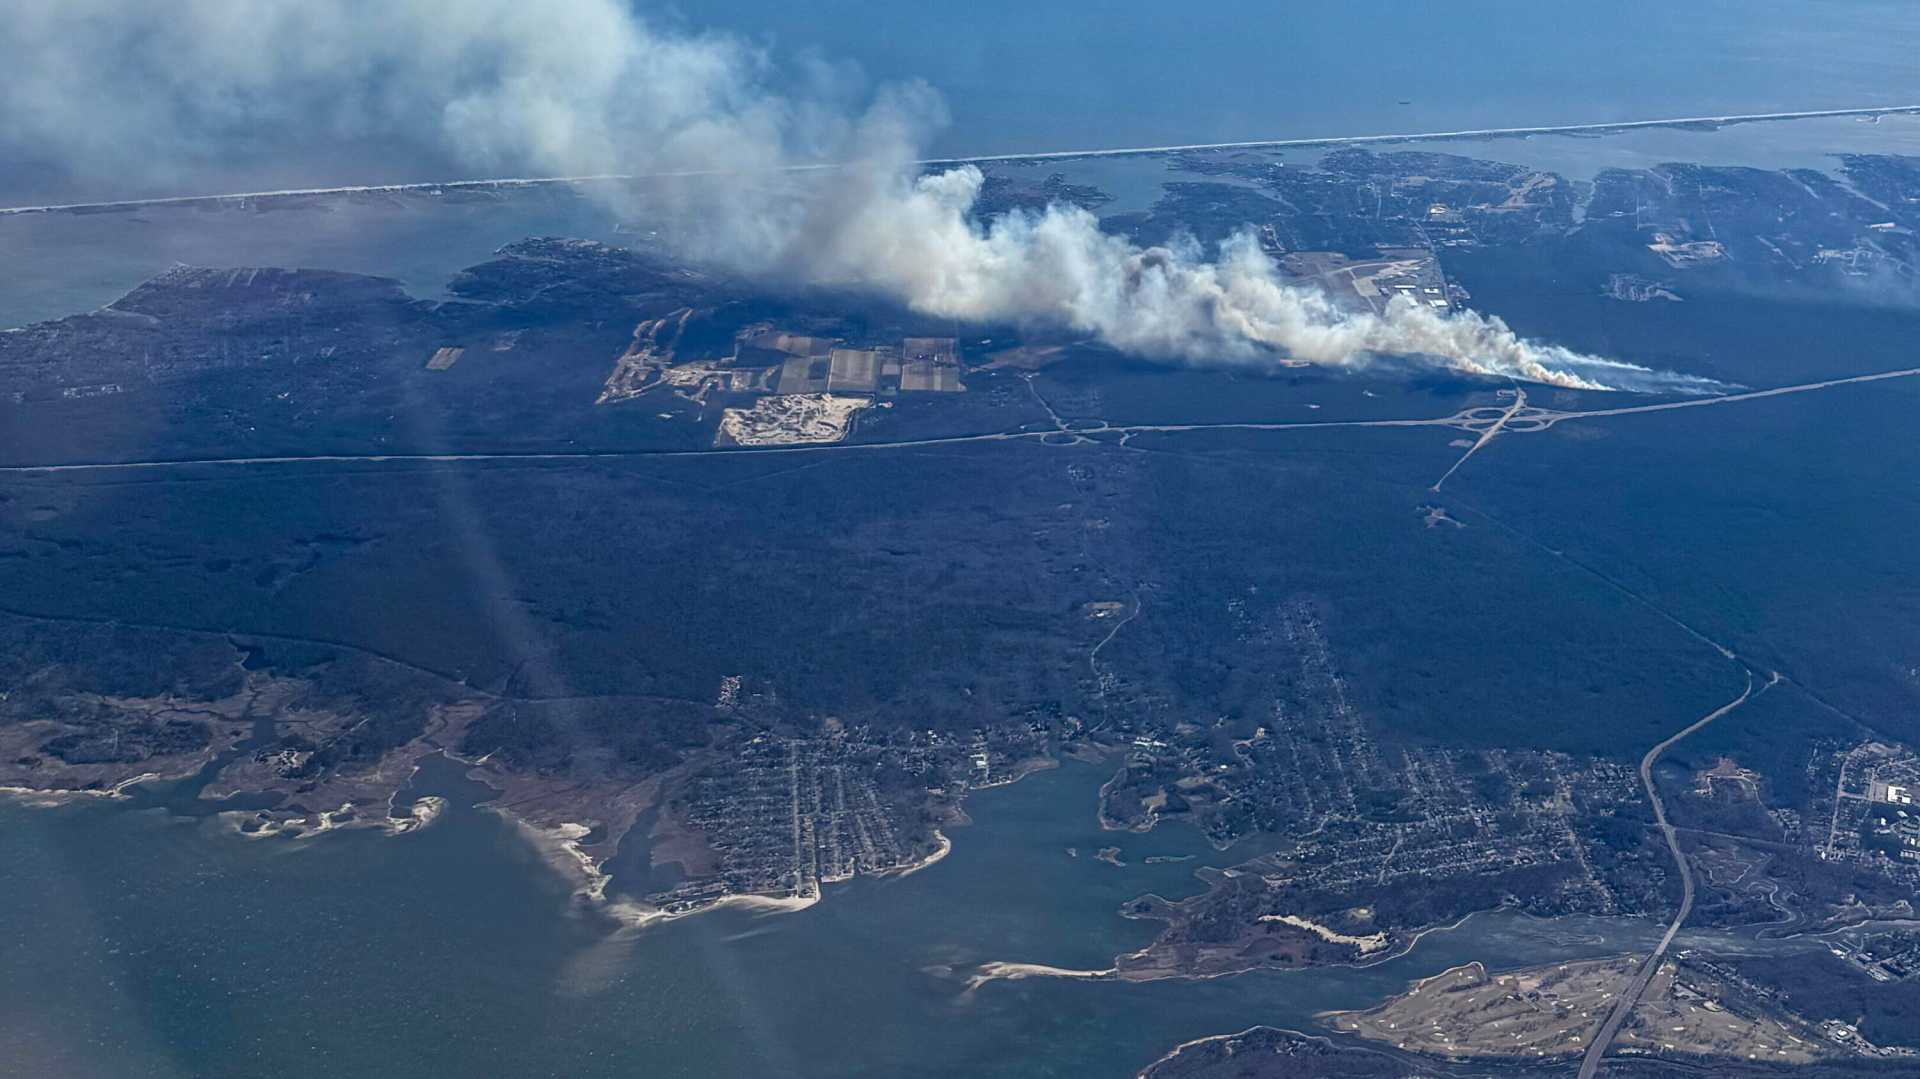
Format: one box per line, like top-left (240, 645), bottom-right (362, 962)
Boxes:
top-left (1, 9), bottom-right (1898, 1072)
top-left (6, 0), bottom-right (1916, 208)
top-left (692, 0), bottom-right (1920, 158)
top-left (8, 0), bottom-right (1920, 327)
top-left (0, 188), bottom-right (627, 331)
top-left (0, 759), bottom-right (1770, 1078)
top-left (6, 111), bottom-right (1919, 332)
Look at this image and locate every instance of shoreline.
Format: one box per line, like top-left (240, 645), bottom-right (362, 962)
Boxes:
top-left (1133, 1026), bottom-right (1328, 1079)
top-left (6, 105), bottom-right (1916, 217)
top-left (873, 829), bottom-right (953, 880)
top-left (507, 746), bottom-right (1073, 931)
top-left (0, 771), bottom-right (160, 806)
top-left (597, 824), bottom-right (958, 930)
top-left (224, 795), bottom-right (447, 841)
top-left (963, 961), bottom-right (1117, 993)
top-left (502, 771), bottom-right (982, 930)
top-left (498, 813), bottom-right (614, 903)
top-left (977, 906), bottom-right (1510, 995)
top-left (1317, 961), bottom-right (1486, 1027)
top-left (605, 890), bottom-right (825, 931)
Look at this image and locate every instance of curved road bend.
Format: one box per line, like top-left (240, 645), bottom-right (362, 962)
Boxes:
top-left (1576, 669), bottom-right (1775, 1079)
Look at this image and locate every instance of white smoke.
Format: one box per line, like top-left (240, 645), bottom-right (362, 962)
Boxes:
top-left (1, 0), bottom-right (1713, 393)
top-left (779, 163), bottom-right (1717, 392)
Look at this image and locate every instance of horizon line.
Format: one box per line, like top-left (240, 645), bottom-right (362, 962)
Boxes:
top-left (3, 104), bottom-right (1916, 217)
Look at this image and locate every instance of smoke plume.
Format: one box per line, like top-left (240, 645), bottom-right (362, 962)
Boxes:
top-left (1, 0), bottom-right (1714, 392)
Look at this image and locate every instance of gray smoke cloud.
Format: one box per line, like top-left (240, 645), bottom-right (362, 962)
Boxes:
top-left (779, 163), bottom-right (1715, 391)
top-left (2, 0), bottom-right (1716, 393)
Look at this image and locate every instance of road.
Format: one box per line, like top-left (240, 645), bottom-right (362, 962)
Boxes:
top-left (1522, 366), bottom-right (1920, 428)
top-left (5, 366), bottom-right (1915, 476)
top-left (1822, 747), bottom-right (1874, 860)
top-left (1574, 670), bottom-right (1775, 1079)
top-left (1431, 385), bottom-right (1524, 491)
top-left (3, 105), bottom-right (1914, 216)
top-left (0, 412), bottom-right (1441, 475)
top-left (1087, 592), bottom-right (1143, 695)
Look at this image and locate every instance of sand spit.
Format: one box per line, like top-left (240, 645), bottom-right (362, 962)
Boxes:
top-left (874, 830), bottom-right (953, 880)
top-left (0, 771), bottom-right (160, 806)
top-left (498, 804), bottom-right (832, 928)
top-left (964, 961), bottom-right (1117, 992)
top-left (599, 899), bottom-right (671, 929)
top-left (603, 889), bottom-right (823, 931)
top-left (501, 815), bottom-right (614, 903)
top-left (223, 795), bottom-right (448, 840)
top-left (390, 795), bottom-right (447, 833)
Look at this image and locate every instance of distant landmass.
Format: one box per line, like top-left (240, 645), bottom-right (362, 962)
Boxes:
top-left (6, 144), bottom-right (1920, 1074)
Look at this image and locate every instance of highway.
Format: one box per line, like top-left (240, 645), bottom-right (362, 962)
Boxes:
top-left (1521, 366), bottom-right (1920, 427)
top-left (1574, 671), bottom-right (1777, 1079)
top-left (4, 365), bottom-right (1915, 476)
top-left (3, 105), bottom-right (1914, 217)
top-left (1431, 385), bottom-right (1525, 491)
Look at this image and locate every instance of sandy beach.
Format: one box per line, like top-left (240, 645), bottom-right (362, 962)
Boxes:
top-left (0, 771), bottom-right (158, 806)
top-left (223, 795), bottom-right (449, 841)
top-left (874, 830), bottom-right (953, 880)
top-left (500, 815), bottom-right (614, 903)
top-left (964, 961), bottom-right (1117, 992)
